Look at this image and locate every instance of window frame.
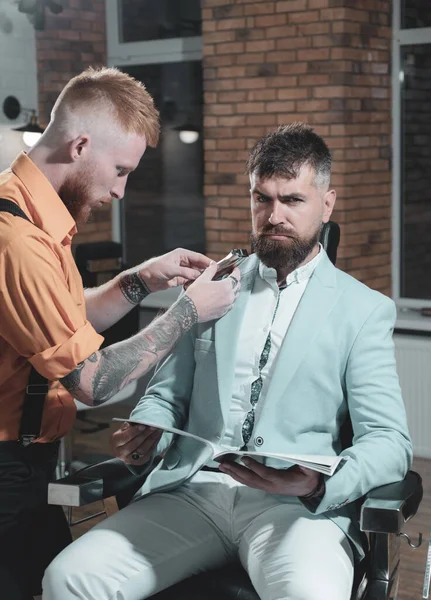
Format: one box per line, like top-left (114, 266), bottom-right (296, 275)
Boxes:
top-left (392, 0), bottom-right (431, 309)
top-left (105, 0), bottom-right (203, 245)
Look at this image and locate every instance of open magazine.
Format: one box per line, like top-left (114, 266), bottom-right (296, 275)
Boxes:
top-left (112, 418), bottom-right (345, 476)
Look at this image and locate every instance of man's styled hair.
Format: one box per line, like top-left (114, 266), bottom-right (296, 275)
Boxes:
top-left (246, 123), bottom-right (331, 188)
top-left (51, 67), bottom-right (160, 147)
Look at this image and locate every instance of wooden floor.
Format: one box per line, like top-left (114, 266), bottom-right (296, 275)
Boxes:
top-left (69, 405), bottom-right (431, 599)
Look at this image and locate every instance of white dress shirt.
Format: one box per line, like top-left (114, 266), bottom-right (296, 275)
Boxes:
top-left (220, 246), bottom-right (323, 452)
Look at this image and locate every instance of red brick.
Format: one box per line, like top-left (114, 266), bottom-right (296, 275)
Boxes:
top-left (217, 139), bottom-right (247, 150)
top-left (265, 101), bottom-right (296, 113)
top-left (276, 36), bottom-right (310, 50)
top-left (248, 89), bottom-right (278, 101)
top-left (243, 2), bottom-right (276, 16)
top-left (275, 0), bottom-right (307, 11)
top-left (205, 30), bottom-right (235, 44)
top-left (245, 39), bottom-right (275, 52)
top-left (265, 51), bottom-right (296, 63)
top-left (298, 22), bottom-right (330, 35)
top-left (218, 91), bottom-right (248, 103)
top-left (216, 66), bottom-right (247, 78)
top-left (220, 208), bottom-right (250, 220)
top-left (277, 87), bottom-right (309, 100)
top-left (218, 115), bottom-right (248, 127)
top-left (205, 207), bottom-right (220, 219)
top-left (236, 52), bottom-right (266, 64)
top-left (277, 62), bottom-right (308, 75)
top-left (217, 17), bottom-right (247, 30)
top-left (236, 77), bottom-right (270, 89)
top-left (308, 0), bottom-right (330, 7)
top-left (246, 114), bottom-right (278, 126)
top-left (266, 25), bottom-right (299, 39)
top-left (255, 14), bottom-right (287, 27)
top-left (206, 103), bottom-right (236, 115)
top-left (287, 10), bottom-right (320, 23)
top-left (297, 48), bottom-right (330, 61)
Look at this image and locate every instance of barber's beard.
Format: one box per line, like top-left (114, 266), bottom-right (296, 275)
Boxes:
top-left (58, 172), bottom-right (93, 224)
top-left (251, 223), bottom-right (322, 271)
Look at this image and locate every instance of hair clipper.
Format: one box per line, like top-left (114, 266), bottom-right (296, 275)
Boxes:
top-left (214, 248), bottom-right (248, 280)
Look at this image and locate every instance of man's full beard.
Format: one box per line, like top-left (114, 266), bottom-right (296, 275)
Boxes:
top-left (251, 223), bottom-right (322, 272)
top-left (58, 172), bottom-right (93, 224)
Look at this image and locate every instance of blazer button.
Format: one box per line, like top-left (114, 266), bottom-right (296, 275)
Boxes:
top-left (255, 436), bottom-right (264, 447)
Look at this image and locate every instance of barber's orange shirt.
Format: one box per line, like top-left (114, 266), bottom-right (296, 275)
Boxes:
top-left (0, 152), bottom-right (104, 442)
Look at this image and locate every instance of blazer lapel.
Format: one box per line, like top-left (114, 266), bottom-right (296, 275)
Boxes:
top-left (264, 253), bottom-right (341, 399)
top-left (215, 255), bottom-right (258, 422)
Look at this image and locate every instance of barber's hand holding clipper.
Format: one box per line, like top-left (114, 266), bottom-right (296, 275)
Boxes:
top-left (184, 261), bottom-right (241, 322)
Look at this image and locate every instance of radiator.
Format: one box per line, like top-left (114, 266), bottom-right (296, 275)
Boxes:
top-left (394, 333), bottom-right (431, 458)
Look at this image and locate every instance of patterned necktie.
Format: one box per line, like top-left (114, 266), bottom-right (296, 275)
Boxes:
top-left (241, 288), bottom-right (283, 449)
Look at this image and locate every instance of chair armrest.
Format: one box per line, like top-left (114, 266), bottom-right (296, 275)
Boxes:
top-left (360, 470), bottom-right (423, 534)
top-left (48, 458), bottom-right (142, 508)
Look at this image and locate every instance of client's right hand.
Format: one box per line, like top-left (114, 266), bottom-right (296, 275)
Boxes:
top-left (111, 422), bottom-right (162, 466)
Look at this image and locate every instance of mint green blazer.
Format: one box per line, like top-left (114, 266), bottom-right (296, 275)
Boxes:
top-left (130, 252), bottom-right (413, 560)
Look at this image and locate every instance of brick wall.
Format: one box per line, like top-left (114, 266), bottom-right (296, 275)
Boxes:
top-left (202, 0), bottom-right (392, 295)
top-left (35, 0), bottom-right (110, 247)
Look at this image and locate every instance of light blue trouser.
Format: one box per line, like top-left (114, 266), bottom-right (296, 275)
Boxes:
top-left (42, 471), bottom-right (354, 600)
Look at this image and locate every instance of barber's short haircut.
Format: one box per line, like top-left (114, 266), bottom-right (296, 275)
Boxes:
top-left (246, 122), bottom-right (332, 188)
top-left (51, 66), bottom-right (160, 147)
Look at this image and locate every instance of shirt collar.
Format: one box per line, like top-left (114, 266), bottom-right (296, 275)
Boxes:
top-left (258, 243), bottom-right (323, 287)
top-left (11, 152), bottom-right (76, 244)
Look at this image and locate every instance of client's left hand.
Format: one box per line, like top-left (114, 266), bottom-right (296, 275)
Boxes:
top-left (218, 458), bottom-right (321, 497)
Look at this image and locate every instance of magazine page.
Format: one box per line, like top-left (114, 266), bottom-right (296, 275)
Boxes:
top-left (112, 418), bottom-right (219, 453)
top-left (212, 449), bottom-right (344, 476)
top-left (112, 419), bottom-right (344, 476)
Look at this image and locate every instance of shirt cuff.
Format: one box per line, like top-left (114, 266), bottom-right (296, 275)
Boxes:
top-left (29, 320), bottom-right (104, 380)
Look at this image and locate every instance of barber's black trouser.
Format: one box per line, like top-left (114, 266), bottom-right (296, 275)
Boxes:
top-left (0, 441), bottom-right (72, 599)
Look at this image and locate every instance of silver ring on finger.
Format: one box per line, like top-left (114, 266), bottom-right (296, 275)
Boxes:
top-left (131, 452), bottom-right (142, 461)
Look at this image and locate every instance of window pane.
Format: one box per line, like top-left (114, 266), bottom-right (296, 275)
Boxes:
top-left (400, 45), bottom-right (431, 300)
top-left (119, 0), bottom-right (201, 43)
top-left (119, 62), bottom-right (204, 267)
top-left (401, 0), bottom-right (431, 29)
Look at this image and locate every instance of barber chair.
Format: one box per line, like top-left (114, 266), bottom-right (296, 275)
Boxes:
top-left (49, 223), bottom-right (424, 599)
top-left (48, 461), bottom-right (423, 600)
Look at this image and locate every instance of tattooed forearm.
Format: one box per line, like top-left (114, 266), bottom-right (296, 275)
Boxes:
top-left (60, 294), bottom-right (198, 406)
top-left (119, 272), bottom-right (151, 305)
top-left (91, 294), bottom-right (198, 405)
top-left (60, 361), bottom-right (85, 394)
top-left (92, 339), bottom-right (146, 405)
top-left (141, 295), bottom-right (198, 351)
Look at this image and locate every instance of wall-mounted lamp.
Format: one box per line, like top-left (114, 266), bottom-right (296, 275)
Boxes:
top-left (173, 123), bottom-right (200, 144)
top-left (18, 0), bottom-right (64, 31)
top-left (3, 96), bottom-right (44, 147)
top-left (161, 100), bottom-right (201, 144)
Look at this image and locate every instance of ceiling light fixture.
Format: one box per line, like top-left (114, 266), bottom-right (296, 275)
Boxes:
top-left (173, 123), bottom-right (200, 144)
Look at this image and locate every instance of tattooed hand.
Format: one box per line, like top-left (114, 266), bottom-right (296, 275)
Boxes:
top-left (135, 248), bottom-right (213, 294)
top-left (185, 263), bottom-right (241, 322)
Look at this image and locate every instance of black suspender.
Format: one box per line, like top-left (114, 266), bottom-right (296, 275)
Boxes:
top-left (0, 198), bottom-right (49, 445)
top-left (0, 198), bottom-right (30, 220)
